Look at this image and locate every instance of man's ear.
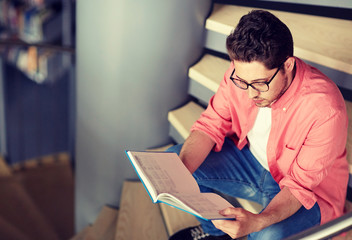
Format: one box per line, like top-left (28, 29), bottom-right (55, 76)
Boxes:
top-left (284, 57), bottom-right (296, 72)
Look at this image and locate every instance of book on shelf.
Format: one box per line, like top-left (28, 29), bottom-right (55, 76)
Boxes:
top-left (0, 1), bottom-right (58, 43)
top-left (125, 150), bottom-right (235, 221)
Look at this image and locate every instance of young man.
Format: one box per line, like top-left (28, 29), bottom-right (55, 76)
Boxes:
top-left (168, 10), bottom-right (349, 240)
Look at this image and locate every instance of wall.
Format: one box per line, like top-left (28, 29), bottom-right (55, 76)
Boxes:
top-left (75, 0), bottom-right (212, 231)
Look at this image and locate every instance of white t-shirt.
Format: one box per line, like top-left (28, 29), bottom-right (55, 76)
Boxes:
top-left (247, 107), bottom-right (272, 171)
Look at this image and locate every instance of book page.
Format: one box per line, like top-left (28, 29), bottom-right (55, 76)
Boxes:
top-left (159, 192), bottom-right (235, 220)
top-left (127, 151), bottom-right (200, 197)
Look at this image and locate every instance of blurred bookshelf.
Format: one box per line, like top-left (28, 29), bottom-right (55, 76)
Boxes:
top-left (0, 0), bottom-right (74, 84)
top-left (0, 0), bottom-right (75, 164)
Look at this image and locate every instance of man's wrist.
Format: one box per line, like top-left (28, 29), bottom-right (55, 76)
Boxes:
top-left (256, 211), bottom-right (275, 231)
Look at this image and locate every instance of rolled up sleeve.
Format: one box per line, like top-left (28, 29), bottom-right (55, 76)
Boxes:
top-left (191, 73), bottom-right (233, 152)
top-left (279, 106), bottom-right (348, 210)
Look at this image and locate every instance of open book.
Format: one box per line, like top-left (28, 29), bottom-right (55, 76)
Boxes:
top-left (125, 150), bottom-right (235, 221)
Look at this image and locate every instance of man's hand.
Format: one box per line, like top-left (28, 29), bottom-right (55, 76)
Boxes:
top-left (212, 207), bottom-right (262, 239)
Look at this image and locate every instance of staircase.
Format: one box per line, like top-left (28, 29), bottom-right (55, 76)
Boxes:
top-left (167, 1), bottom-right (352, 238)
top-left (72, 3), bottom-right (351, 240)
top-left (46, 3), bottom-right (352, 240)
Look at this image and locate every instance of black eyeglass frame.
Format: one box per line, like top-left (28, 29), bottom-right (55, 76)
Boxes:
top-left (229, 61), bottom-right (286, 92)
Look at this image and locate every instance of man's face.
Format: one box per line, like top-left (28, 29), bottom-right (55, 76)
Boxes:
top-left (232, 60), bottom-right (292, 108)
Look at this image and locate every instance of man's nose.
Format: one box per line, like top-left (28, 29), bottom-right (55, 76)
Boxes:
top-left (247, 86), bottom-right (260, 99)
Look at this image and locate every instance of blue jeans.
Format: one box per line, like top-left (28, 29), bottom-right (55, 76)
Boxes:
top-left (166, 138), bottom-right (321, 240)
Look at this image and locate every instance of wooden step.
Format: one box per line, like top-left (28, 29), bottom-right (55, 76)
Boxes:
top-left (84, 205), bottom-right (119, 240)
top-left (147, 144), bottom-right (175, 152)
top-left (68, 226), bottom-right (91, 240)
top-left (205, 4), bottom-right (352, 75)
top-left (168, 101), bottom-right (205, 142)
top-left (12, 152), bottom-right (74, 240)
top-left (0, 155), bottom-right (12, 177)
top-left (115, 181), bottom-right (168, 240)
top-left (189, 54), bottom-right (230, 94)
top-left (188, 54), bottom-right (230, 103)
top-left (0, 216), bottom-right (30, 240)
top-left (159, 203), bottom-right (199, 236)
top-left (0, 176), bottom-right (60, 240)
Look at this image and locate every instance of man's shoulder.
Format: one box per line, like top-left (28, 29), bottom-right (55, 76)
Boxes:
top-left (290, 82), bottom-right (345, 124)
top-left (298, 86), bottom-right (346, 122)
top-left (296, 60), bottom-right (344, 111)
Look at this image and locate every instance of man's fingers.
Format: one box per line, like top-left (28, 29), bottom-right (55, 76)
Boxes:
top-left (212, 220), bottom-right (231, 228)
top-left (212, 219), bottom-right (240, 239)
top-left (219, 207), bottom-right (243, 216)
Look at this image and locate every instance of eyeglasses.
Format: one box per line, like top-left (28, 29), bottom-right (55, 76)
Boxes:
top-left (229, 61), bottom-right (285, 92)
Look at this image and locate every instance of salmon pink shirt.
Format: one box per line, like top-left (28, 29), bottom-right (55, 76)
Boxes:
top-left (191, 57), bottom-right (349, 224)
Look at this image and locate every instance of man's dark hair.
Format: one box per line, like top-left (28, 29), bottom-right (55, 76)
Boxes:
top-left (226, 10), bottom-right (294, 70)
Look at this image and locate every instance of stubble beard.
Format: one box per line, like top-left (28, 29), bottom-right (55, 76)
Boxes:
top-left (254, 75), bottom-right (291, 108)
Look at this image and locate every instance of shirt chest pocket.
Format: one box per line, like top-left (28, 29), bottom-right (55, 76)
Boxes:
top-left (276, 145), bottom-right (298, 174)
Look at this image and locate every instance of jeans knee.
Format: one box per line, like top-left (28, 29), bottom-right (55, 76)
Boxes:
top-left (248, 204), bottom-right (320, 240)
top-left (165, 144), bottom-right (183, 155)
top-left (248, 225), bottom-right (285, 240)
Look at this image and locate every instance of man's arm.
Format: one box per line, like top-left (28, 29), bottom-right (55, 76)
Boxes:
top-left (257, 186), bottom-right (302, 228)
top-left (179, 130), bottom-right (215, 174)
top-left (212, 187), bottom-right (302, 239)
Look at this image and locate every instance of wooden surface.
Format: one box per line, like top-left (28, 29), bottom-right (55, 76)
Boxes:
top-left (12, 153), bottom-right (74, 240)
top-left (11, 152), bottom-right (70, 170)
top-left (115, 181), bottom-right (168, 240)
top-left (0, 216), bottom-right (30, 240)
top-left (0, 176), bottom-right (60, 240)
top-left (159, 203), bottom-right (199, 236)
top-left (0, 153), bottom-right (75, 240)
top-left (0, 155), bottom-right (11, 177)
top-left (69, 226), bottom-right (92, 240)
top-left (84, 206), bottom-right (118, 240)
top-left (189, 54), bottom-right (230, 93)
top-left (206, 4), bottom-right (352, 74)
top-left (147, 144), bottom-right (175, 152)
top-left (168, 101), bottom-right (205, 140)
